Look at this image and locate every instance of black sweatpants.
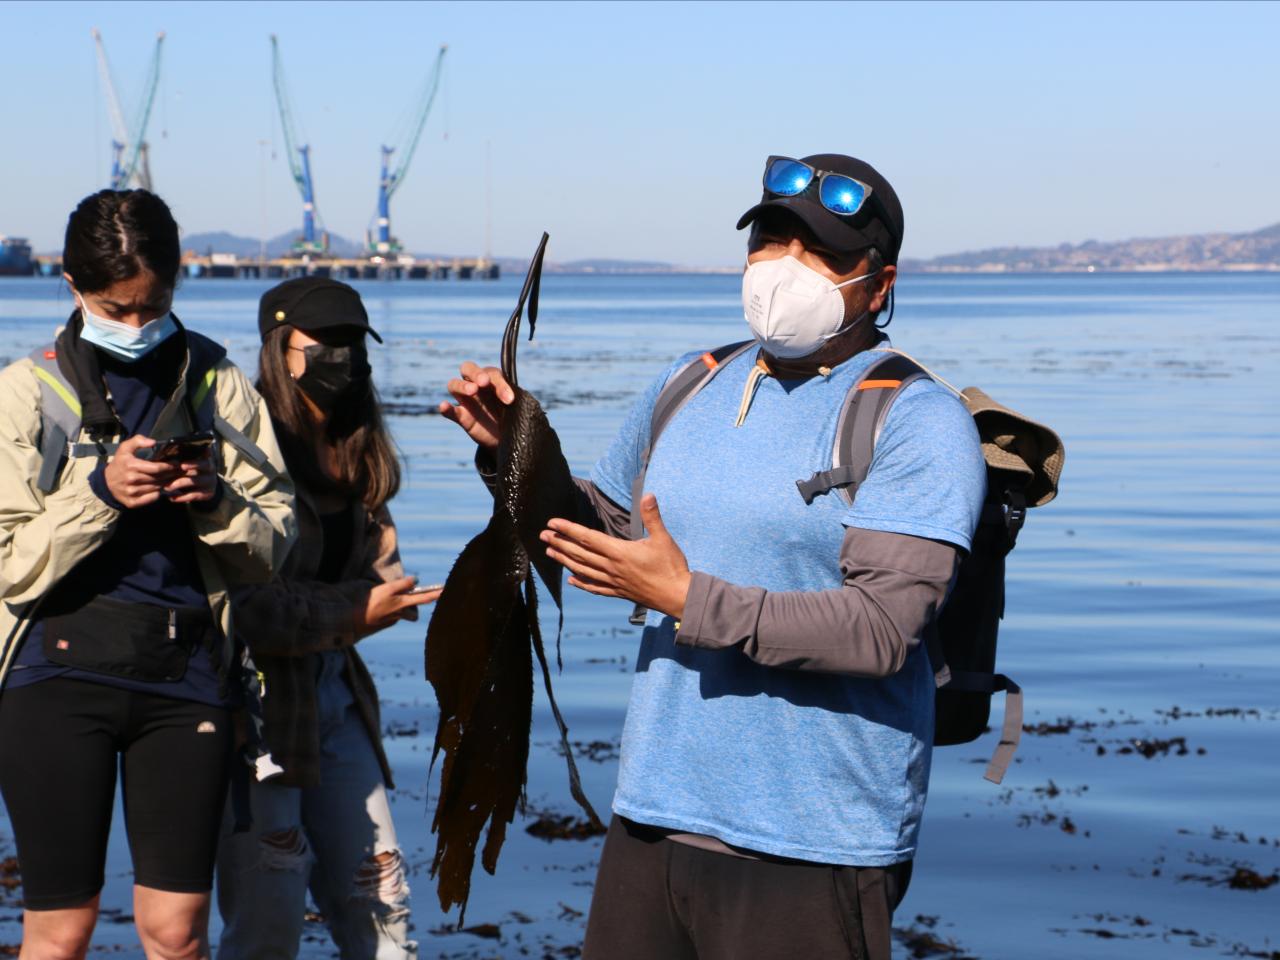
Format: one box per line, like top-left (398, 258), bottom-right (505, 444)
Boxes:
top-left (0, 677), bottom-right (233, 910)
top-left (583, 816), bottom-right (912, 960)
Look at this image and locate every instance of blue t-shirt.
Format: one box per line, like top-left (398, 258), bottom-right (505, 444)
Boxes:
top-left (590, 342), bottom-right (986, 865)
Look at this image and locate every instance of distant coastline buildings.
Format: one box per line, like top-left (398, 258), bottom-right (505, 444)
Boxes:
top-left (898, 222), bottom-right (1280, 274)
top-left (3, 224), bottom-right (1278, 277)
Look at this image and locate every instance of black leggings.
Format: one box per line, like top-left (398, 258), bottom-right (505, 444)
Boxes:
top-left (0, 677), bottom-right (232, 910)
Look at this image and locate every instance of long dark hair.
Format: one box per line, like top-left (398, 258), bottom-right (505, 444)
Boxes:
top-left (63, 189), bottom-right (181, 293)
top-left (256, 327), bottom-right (401, 513)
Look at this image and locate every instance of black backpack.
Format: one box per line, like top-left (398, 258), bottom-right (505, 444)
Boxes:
top-left (628, 342), bottom-right (1064, 784)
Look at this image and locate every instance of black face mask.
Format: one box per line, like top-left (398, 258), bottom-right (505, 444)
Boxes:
top-left (296, 343), bottom-right (371, 411)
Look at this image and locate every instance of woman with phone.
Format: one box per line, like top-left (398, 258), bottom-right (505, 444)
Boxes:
top-left (216, 277), bottom-right (437, 960)
top-left (0, 189), bottom-right (296, 959)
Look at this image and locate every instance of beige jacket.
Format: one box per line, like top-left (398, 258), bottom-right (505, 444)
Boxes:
top-left (0, 350), bottom-right (297, 682)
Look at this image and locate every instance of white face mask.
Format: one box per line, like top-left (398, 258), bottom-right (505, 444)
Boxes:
top-left (741, 256), bottom-right (877, 359)
top-left (78, 297), bottom-right (177, 361)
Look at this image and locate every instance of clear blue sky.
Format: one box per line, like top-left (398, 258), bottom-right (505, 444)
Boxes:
top-left (2, 1), bottom-right (1277, 264)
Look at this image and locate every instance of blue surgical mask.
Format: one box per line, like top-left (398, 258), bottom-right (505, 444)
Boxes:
top-left (78, 297), bottom-right (177, 361)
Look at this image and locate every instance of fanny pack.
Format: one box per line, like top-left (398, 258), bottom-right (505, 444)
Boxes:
top-left (42, 595), bottom-right (215, 683)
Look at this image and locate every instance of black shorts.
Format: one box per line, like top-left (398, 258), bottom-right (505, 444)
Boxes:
top-left (583, 816), bottom-right (912, 960)
top-left (0, 677), bottom-right (233, 910)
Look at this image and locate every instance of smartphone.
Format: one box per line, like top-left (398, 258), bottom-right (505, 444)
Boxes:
top-left (409, 582), bottom-right (444, 595)
top-left (139, 430), bottom-right (217, 462)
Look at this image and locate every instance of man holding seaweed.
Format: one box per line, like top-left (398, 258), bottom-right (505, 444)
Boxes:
top-left (441, 154), bottom-right (986, 960)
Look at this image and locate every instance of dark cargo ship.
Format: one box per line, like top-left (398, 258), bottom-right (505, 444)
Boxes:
top-left (0, 237), bottom-right (33, 276)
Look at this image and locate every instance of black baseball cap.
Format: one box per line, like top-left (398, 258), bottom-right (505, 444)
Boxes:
top-left (257, 276), bottom-right (382, 343)
top-left (736, 153), bottom-right (905, 265)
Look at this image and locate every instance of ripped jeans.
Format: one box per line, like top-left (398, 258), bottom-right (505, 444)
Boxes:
top-left (215, 651), bottom-right (415, 959)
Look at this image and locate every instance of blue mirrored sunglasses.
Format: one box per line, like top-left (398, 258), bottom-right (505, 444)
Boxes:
top-left (762, 156), bottom-right (873, 217)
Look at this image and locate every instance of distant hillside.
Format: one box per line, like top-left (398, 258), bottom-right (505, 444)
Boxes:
top-left (485, 257), bottom-right (689, 274)
top-left (177, 231), bottom-right (683, 273)
top-left (182, 230), bottom-right (365, 259)
top-left (557, 258), bottom-right (676, 273)
top-left (901, 223), bottom-right (1280, 273)
top-left (177, 223), bottom-right (1280, 274)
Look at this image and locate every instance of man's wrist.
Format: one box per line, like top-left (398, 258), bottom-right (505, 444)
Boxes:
top-left (657, 570), bottom-right (692, 621)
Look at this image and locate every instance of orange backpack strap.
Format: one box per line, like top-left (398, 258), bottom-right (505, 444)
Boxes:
top-left (794, 352), bottom-right (930, 506)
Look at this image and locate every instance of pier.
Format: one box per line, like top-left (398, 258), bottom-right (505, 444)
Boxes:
top-left (30, 253), bottom-right (500, 281)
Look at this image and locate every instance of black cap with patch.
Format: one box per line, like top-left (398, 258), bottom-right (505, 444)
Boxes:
top-left (257, 276), bottom-right (382, 343)
top-left (736, 153), bottom-right (905, 264)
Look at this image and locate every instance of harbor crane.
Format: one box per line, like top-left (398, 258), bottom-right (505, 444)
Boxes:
top-left (271, 35), bottom-right (327, 256)
top-left (92, 28), bottom-right (164, 191)
top-left (368, 44), bottom-right (448, 257)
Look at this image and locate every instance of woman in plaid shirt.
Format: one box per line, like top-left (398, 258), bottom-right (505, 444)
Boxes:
top-left (216, 277), bottom-right (438, 960)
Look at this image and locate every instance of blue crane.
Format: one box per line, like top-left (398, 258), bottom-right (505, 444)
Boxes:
top-left (92, 28), bottom-right (165, 191)
top-left (270, 35), bottom-right (327, 256)
top-left (369, 44), bottom-right (448, 257)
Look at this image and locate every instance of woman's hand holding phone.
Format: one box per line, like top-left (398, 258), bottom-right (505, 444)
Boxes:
top-left (355, 576), bottom-right (442, 637)
top-left (163, 445), bottom-right (218, 504)
top-left (104, 435), bottom-right (184, 508)
top-left (161, 437), bottom-right (219, 505)
top-left (107, 432), bottom-right (218, 506)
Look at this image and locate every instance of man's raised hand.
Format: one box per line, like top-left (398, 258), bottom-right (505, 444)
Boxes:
top-left (438, 361), bottom-right (516, 449)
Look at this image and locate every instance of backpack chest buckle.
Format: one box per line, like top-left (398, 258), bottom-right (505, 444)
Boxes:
top-left (795, 465), bottom-right (860, 505)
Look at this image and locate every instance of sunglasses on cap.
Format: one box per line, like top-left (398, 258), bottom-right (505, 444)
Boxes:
top-left (762, 156), bottom-right (873, 217)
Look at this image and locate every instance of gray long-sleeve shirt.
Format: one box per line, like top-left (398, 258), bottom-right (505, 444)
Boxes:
top-left (480, 449), bottom-right (957, 680)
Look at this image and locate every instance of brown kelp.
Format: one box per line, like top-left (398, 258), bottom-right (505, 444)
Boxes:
top-left (425, 232), bottom-right (602, 919)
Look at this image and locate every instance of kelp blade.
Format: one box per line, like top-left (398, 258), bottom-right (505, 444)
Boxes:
top-left (424, 231), bottom-right (600, 920)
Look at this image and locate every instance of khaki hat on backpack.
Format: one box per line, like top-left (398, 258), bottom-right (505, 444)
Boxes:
top-left (960, 387), bottom-right (1065, 508)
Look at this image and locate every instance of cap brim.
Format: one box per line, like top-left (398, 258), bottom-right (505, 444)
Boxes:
top-left (736, 196), bottom-right (881, 259)
top-left (311, 317), bottom-right (383, 344)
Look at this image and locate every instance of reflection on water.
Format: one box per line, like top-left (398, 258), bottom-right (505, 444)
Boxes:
top-left (1, 273), bottom-right (1278, 958)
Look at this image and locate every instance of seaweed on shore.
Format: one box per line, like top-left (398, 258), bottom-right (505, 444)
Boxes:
top-left (543, 738), bottom-right (621, 764)
top-left (525, 810), bottom-right (608, 843)
top-left (0, 858), bottom-right (19, 909)
top-left (1053, 913), bottom-right (1280, 957)
top-left (1117, 735), bottom-right (1193, 758)
top-left (1156, 705), bottom-right (1269, 721)
top-left (1176, 826), bottom-right (1279, 847)
top-left (1180, 866), bottom-right (1280, 891)
top-left (381, 401), bottom-right (444, 417)
top-left (893, 916), bottom-right (978, 959)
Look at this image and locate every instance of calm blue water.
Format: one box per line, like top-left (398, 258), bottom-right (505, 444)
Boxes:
top-left (1, 272), bottom-right (1277, 958)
